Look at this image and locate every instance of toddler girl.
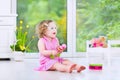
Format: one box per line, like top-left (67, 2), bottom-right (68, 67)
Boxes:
top-left (35, 20), bottom-right (86, 73)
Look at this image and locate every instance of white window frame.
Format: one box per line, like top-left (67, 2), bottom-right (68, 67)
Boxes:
top-left (65, 0), bottom-right (86, 58)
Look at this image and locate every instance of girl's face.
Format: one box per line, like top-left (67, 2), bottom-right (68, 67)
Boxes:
top-left (45, 22), bottom-right (57, 39)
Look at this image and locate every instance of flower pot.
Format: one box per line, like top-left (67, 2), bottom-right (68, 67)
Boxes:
top-left (13, 51), bottom-right (24, 62)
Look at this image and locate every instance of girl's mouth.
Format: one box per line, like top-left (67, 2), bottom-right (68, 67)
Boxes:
top-left (53, 32), bottom-right (56, 35)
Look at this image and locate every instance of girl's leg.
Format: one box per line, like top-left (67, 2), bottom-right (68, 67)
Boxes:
top-left (62, 59), bottom-right (86, 72)
top-left (48, 66), bottom-right (56, 71)
top-left (53, 62), bottom-right (75, 73)
top-left (62, 59), bottom-right (76, 66)
top-left (75, 65), bottom-right (86, 72)
top-left (62, 59), bottom-right (77, 71)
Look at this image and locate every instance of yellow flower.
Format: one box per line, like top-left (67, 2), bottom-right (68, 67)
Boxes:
top-left (26, 25), bottom-right (29, 28)
top-left (20, 20), bottom-right (23, 24)
top-left (20, 26), bottom-right (23, 30)
top-left (19, 45), bottom-right (26, 51)
top-left (32, 36), bottom-right (35, 39)
top-left (25, 32), bottom-right (28, 35)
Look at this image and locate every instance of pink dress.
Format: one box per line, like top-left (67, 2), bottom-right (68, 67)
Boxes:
top-left (35, 36), bottom-right (63, 71)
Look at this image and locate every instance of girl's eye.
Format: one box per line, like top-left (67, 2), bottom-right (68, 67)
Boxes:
top-left (51, 27), bottom-right (54, 29)
top-left (48, 27), bottom-right (57, 30)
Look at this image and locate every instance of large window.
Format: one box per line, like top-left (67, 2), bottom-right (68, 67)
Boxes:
top-left (17, 0), bottom-right (120, 56)
top-left (76, 0), bottom-right (120, 52)
top-left (17, 0), bottom-right (67, 53)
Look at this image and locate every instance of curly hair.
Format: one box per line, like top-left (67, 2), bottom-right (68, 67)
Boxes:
top-left (35, 20), bottom-right (53, 38)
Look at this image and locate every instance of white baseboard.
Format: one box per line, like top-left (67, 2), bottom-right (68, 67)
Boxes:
top-left (0, 53), bottom-right (11, 58)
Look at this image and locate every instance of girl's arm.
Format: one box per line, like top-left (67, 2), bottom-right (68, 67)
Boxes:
top-left (56, 38), bottom-right (60, 46)
top-left (38, 39), bottom-right (57, 56)
top-left (56, 38), bottom-right (66, 53)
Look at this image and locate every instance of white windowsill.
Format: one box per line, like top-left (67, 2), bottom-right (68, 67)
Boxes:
top-left (24, 50), bottom-right (120, 59)
top-left (24, 52), bottom-right (87, 59)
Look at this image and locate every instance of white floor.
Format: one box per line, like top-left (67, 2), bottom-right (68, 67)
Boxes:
top-left (0, 57), bottom-right (120, 80)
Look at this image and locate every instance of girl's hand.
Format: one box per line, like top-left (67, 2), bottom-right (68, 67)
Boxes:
top-left (50, 50), bottom-right (58, 59)
top-left (57, 44), bottom-right (66, 53)
top-left (50, 44), bottom-right (66, 59)
top-left (57, 46), bottom-right (64, 53)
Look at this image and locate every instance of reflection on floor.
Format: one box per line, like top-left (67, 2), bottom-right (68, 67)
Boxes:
top-left (0, 57), bottom-right (120, 80)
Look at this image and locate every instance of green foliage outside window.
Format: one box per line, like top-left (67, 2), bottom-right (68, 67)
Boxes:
top-left (76, 0), bottom-right (120, 52)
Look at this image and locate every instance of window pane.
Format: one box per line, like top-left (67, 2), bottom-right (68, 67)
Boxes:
top-left (76, 0), bottom-right (120, 52)
top-left (17, 0), bottom-right (67, 53)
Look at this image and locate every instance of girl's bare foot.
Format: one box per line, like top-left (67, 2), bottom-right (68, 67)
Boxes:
top-left (76, 65), bottom-right (86, 73)
top-left (67, 64), bottom-right (76, 73)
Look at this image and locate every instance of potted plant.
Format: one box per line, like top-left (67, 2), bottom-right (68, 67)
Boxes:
top-left (10, 20), bottom-right (35, 61)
